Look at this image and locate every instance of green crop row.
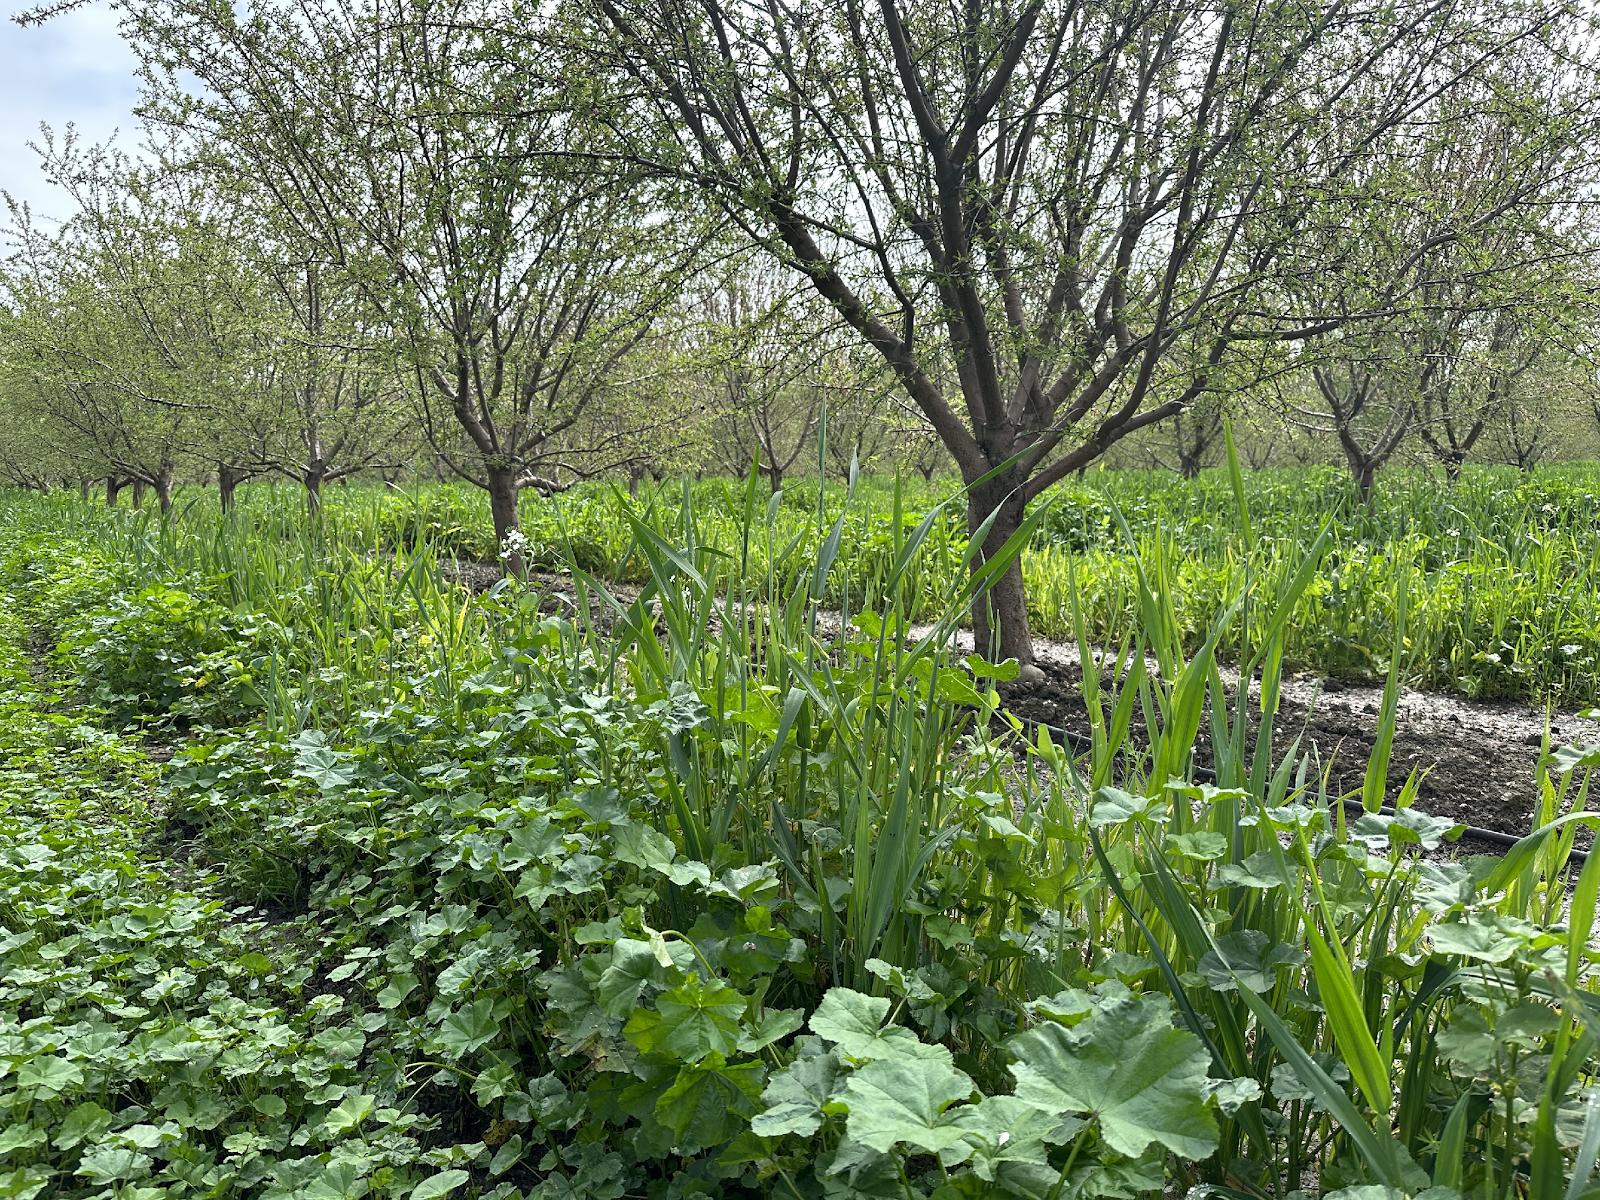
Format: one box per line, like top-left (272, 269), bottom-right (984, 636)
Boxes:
top-left (1, 454), bottom-right (1599, 1200)
top-left (13, 457), bottom-right (1600, 706)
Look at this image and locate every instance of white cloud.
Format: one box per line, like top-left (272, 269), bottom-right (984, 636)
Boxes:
top-left (0, 3), bottom-right (142, 221)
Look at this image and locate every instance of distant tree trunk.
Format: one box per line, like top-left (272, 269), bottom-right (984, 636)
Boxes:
top-left (106, 477), bottom-right (122, 506)
top-left (153, 470), bottom-right (174, 514)
top-left (1313, 366), bottom-right (1411, 506)
top-left (486, 464), bottom-right (524, 577)
top-left (131, 478), bottom-right (147, 509)
top-left (79, 478), bottom-right (91, 501)
top-left (966, 478), bottom-right (1033, 665)
top-left (218, 464), bottom-right (246, 512)
top-left (303, 461), bottom-right (328, 517)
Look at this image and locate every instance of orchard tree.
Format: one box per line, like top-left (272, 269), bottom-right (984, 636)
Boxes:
top-left (0, 149), bottom-right (242, 511)
top-left (126, 0), bottom-right (703, 572)
top-left (589, 0), bottom-right (1594, 667)
top-left (1287, 359), bottom-right (1414, 503)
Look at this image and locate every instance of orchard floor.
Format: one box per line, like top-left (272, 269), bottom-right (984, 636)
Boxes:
top-left (459, 563), bottom-right (1600, 850)
top-left (998, 636), bottom-right (1600, 849)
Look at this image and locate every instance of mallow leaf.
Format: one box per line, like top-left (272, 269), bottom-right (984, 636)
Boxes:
top-left (840, 1043), bottom-right (974, 1155)
top-left (625, 974), bottom-right (745, 1062)
top-left (1009, 994), bottom-right (1217, 1159)
top-left (654, 1051), bottom-right (766, 1153)
top-left (1197, 930), bottom-right (1307, 994)
top-left (1090, 788), bottom-right (1168, 828)
top-left (410, 1170), bottom-right (470, 1200)
top-left (751, 1048), bottom-right (845, 1137)
top-left (737, 1006), bottom-right (805, 1053)
top-left (941, 1095), bottom-right (1076, 1178)
top-left (435, 999), bottom-right (501, 1057)
top-left (810, 987), bottom-right (919, 1059)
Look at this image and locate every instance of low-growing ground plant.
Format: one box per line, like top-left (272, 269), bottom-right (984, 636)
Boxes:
top-left (0, 458), bottom-right (1597, 1200)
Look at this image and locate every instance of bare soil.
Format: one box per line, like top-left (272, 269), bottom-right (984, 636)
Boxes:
top-left (997, 636), bottom-right (1600, 850)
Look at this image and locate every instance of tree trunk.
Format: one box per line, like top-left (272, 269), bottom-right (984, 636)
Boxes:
top-left (218, 464), bottom-right (244, 513)
top-left (487, 465), bottom-right (524, 577)
top-left (966, 480), bottom-right (1035, 668)
top-left (106, 477), bottom-right (122, 506)
top-left (1356, 462), bottom-right (1376, 505)
top-left (79, 479), bottom-right (90, 502)
top-left (132, 479), bottom-right (147, 509)
top-left (154, 471), bottom-right (174, 514)
top-left (303, 463), bottom-right (327, 518)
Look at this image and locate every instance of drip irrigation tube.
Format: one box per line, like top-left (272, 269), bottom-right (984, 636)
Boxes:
top-left (1023, 719), bottom-right (1589, 867)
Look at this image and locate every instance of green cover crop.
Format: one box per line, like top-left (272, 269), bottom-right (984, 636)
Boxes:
top-left (0, 462), bottom-right (1598, 1200)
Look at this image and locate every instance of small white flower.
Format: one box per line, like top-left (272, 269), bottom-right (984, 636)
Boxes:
top-left (500, 528), bottom-right (533, 559)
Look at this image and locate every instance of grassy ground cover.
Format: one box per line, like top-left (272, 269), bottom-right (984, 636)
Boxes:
top-left (1, 469), bottom-right (1599, 1200)
top-left (46, 459), bottom-right (1600, 707)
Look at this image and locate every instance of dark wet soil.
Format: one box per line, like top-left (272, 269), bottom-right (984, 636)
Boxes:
top-left (1000, 655), bottom-right (1600, 850)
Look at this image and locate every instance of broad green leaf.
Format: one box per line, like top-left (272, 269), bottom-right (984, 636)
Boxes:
top-left (654, 1050), bottom-right (766, 1153)
top-left (16, 1054), bottom-right (82, 1096)
top-left (0, 1126), bottom-right (44, 1156)
top-left (1197, 930), bottom-right (1307, 993)
top-left (1202, 1076), bottom-right (1264, 1114)
top-left (737, 1006), bottom-right (805, 1053)
top-left (435, 998), bottom-right (501, 1057)
top-left (624, 974), bottom-right (745, 1062)
top-left (597, 938), bottom-right (689, 1017)
top-left (303, 1162), bottom-right (370, 1200)
top-left (1168, 832), bottom-right (1228, 860)
top-left (410, 1170), bottom-right (470, 1200)
top-left (809, 987), bottom-right (919, 1059)
top-left (376, 973), bottom-right (419, 1010)
top-left (1552, 743), bottom-right (1600, 774)
top-left (76, 1145), bottom-right (151, 1184)
top-left (0, 1168), bottom-right (49, 1200)
top-left (840, 1045), bottom-right (975, 1155)
top-left (322, 1093), bottom-right (377, 1137)
top-left (941, 1095), bottom-right (1075, 1178)
top-left (1089, 787), bottom-right (1169, 828)
top-left (751, 1049), bottom-right (845, 1137)
top-left (1009, 995), bottom-right (1217, 1159)
top-left (1216, 850), bottom-right (1298, 891)
top-left (489, 1135), bottom-right (525, 1177)
top-left (612, 823), bottom-right (676, 870)
top-left (1429, 916), bottom-right (1527, 963)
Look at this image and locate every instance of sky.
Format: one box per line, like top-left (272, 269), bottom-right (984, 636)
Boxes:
top-left (0, 2), bottom-right (142, 222)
